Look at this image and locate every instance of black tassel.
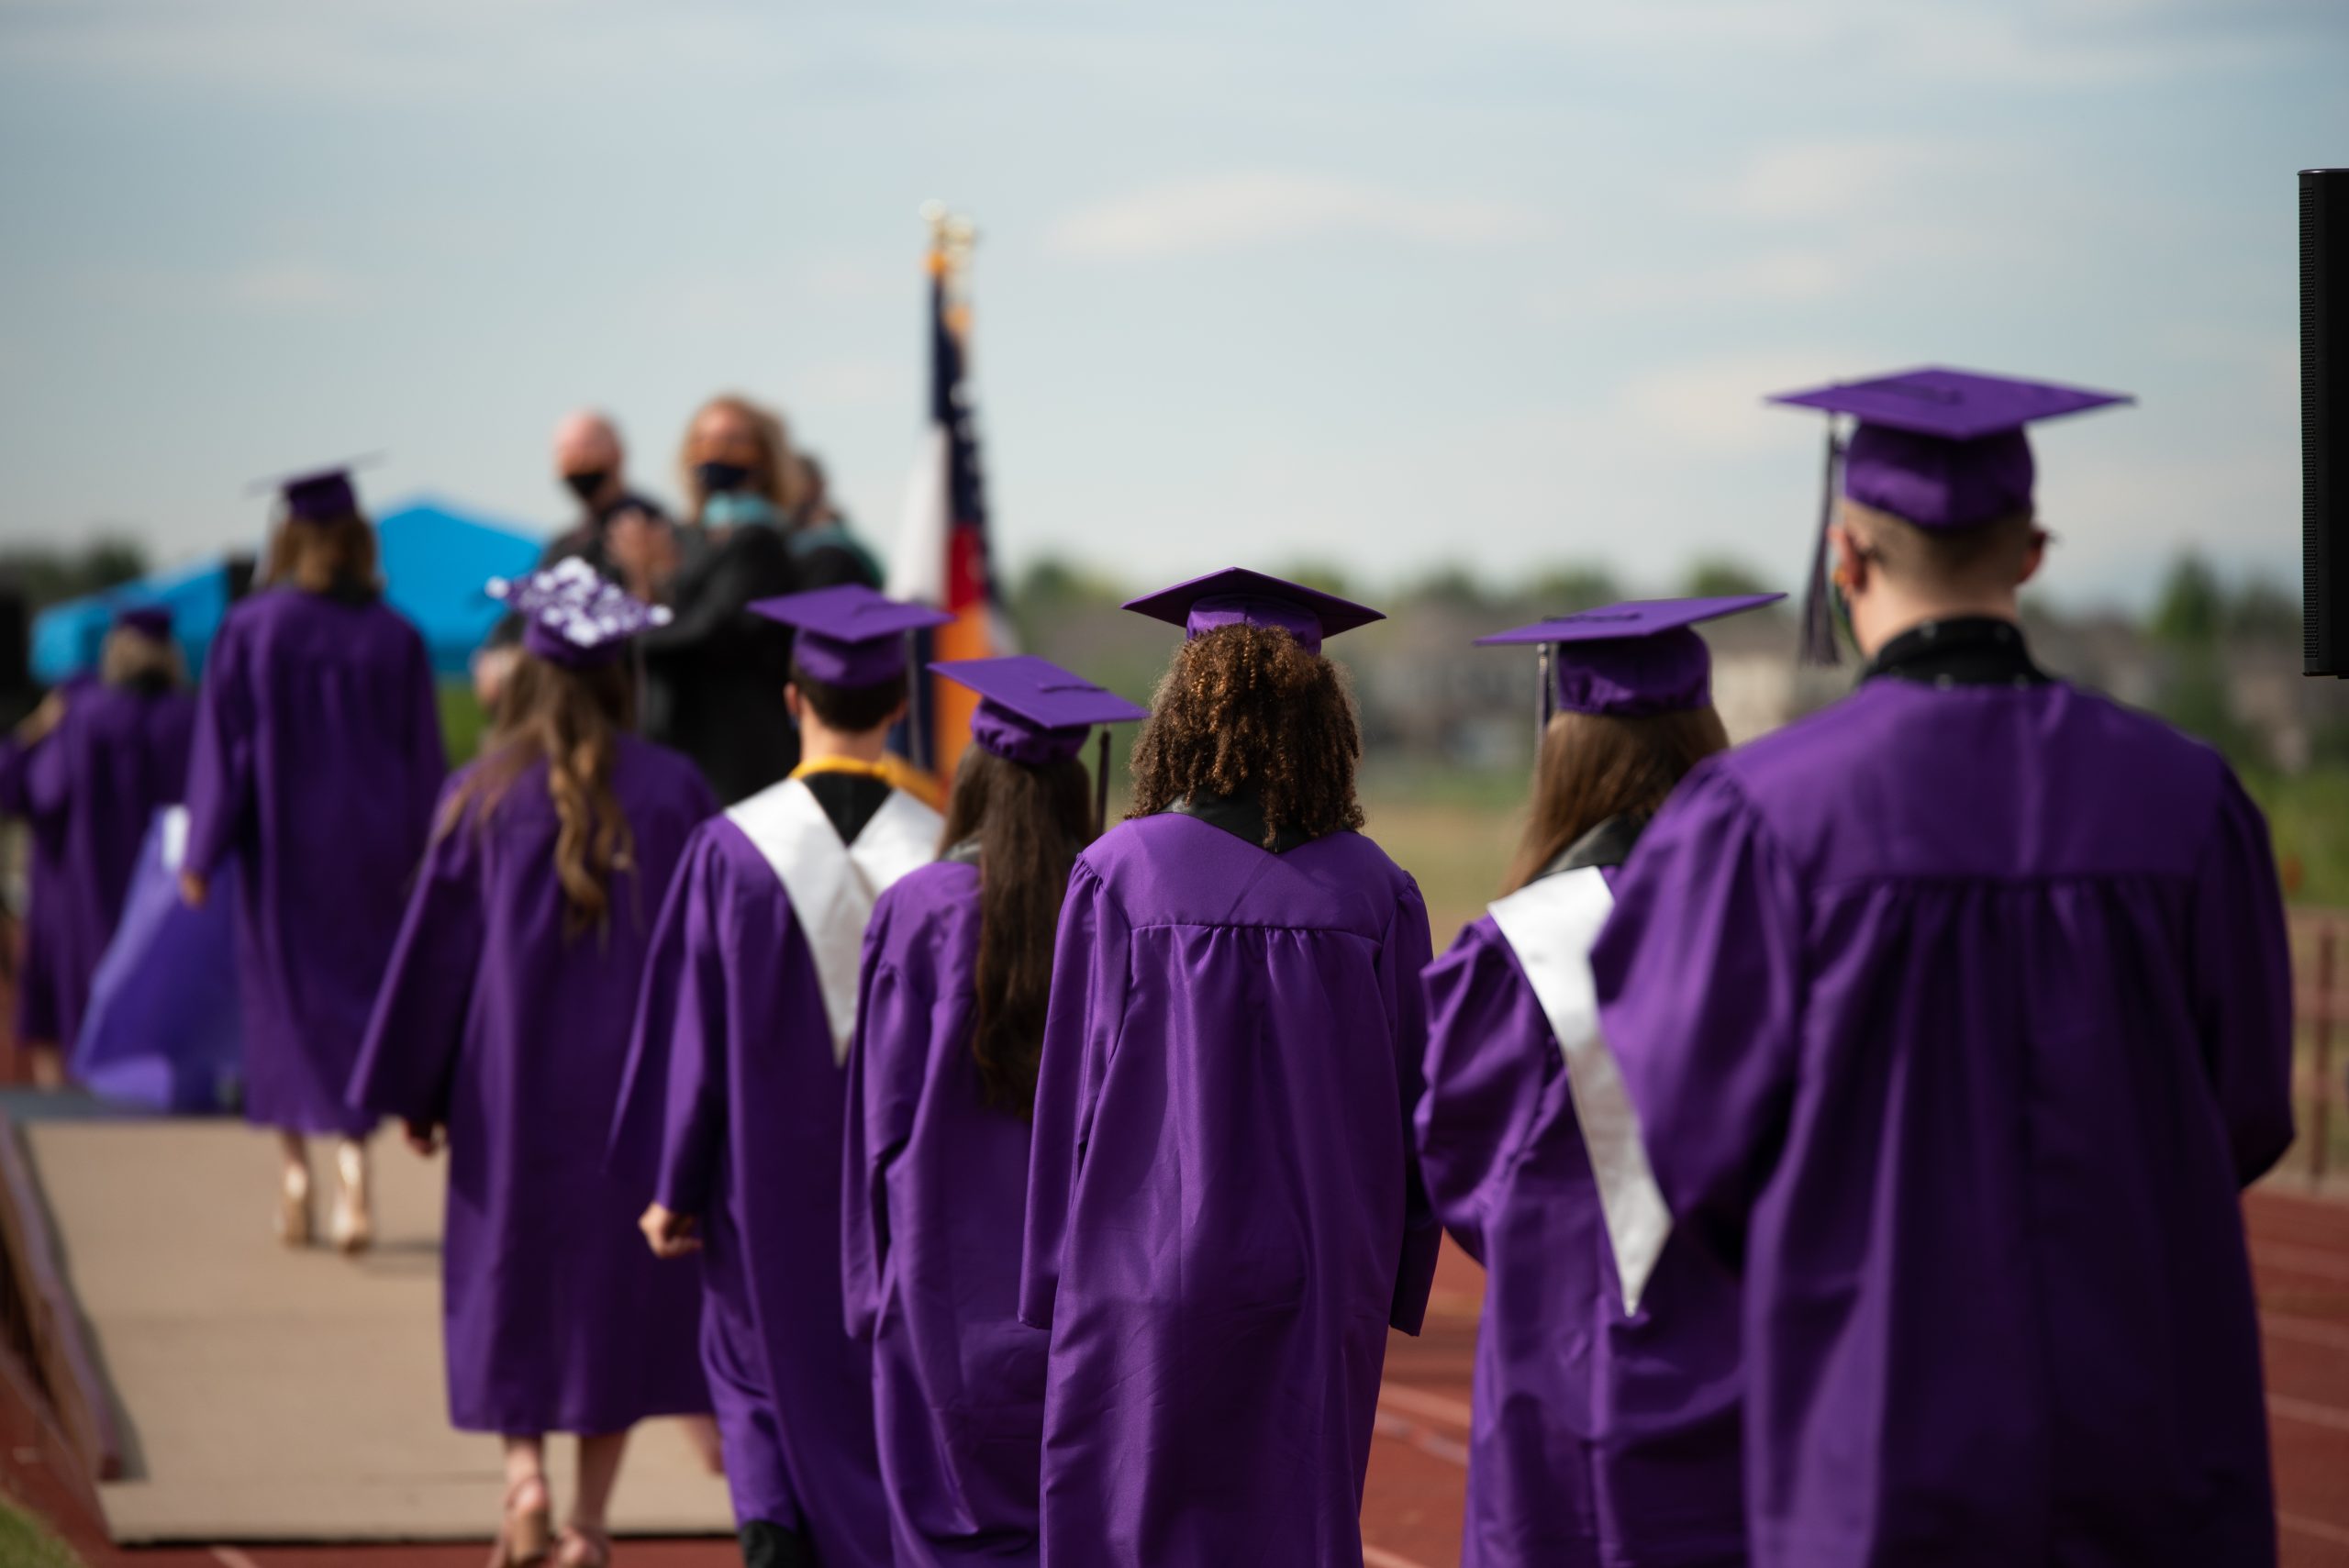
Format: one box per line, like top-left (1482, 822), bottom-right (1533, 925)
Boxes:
top-left (1095, 728), bottom-right (1111, 836)
top-left (1799, 422), bottom-right (1845, 667)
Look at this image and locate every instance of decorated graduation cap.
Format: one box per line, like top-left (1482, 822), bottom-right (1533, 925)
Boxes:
top-left (1122, 567), bottom-right (1383, 656)
top-left (1768, 367), bottom-right (2132, 664)
top-left (751, 584), bottom-right (952, 688)
top-left (487, 558), bottom-right (672, 670)
top-left (111, 604), bottom-right (174, 642)
top-left (933, 653), bottom-right (1150, 830)
top-left (1479, 594), bottom-right (1785, 745)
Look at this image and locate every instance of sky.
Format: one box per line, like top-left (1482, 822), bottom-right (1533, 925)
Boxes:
top-left (1, 0), bottom-right (2343, 608)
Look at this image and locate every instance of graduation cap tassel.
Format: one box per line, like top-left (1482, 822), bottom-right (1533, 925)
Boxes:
top-left (1535, 643), bottom-right (1554, 759)
top-left (1799, 422), bottom-right (1845, 667)
top-left (1095, 728), bottom-right (1112, 837)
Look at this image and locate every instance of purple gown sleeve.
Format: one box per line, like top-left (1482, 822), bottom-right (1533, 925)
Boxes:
top-left (841, 898), bottom-right (928, 1341)
top-left (0, 739), bottom-right (28, 817)
top-left (1591, 766), bottom-right (1806, 1264)
top-left (401, 629), bottom-right (450, 850)
top-left (648, 838), bottom-right (735, 1218)
top-left (1019, 861), bottom-right (1129, 1332)
top-left (608, 840), bottom-right (695, 1192)
top-left (183, 621), bottom-right (254, 879)
top-left (1386, 880), bottom-right (1442, 1336)
top-left (348, 803), bottom-right (482, 1127)
top-left (2188, 773), bottom-right (2296, 1185)
top-left (1415, 920), bottom-right (1557, 1266)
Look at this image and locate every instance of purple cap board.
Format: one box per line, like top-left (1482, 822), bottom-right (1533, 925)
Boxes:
top-left (1768, 366), bottom-right (2131, 663)
top-left (1480, 594), bottom-right (1785, 720)
top-left (488, 559), bottom-right (671, 670)
top-left (750, 584), bottom-right (953, 687)
top-left (932, 655), bottom-right (1148, 766)
top-left (248, 461), bottom-right (375, 525)
top-left (1122, 568), bottom-right (1383, 656)
top-left (112, 605), bottom-right (173, 642)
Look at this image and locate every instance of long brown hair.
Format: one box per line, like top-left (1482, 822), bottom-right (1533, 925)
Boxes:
top-left (262, 514), bottom-right (381, 597)
top-left (1499, 706), bottom-right (1730, 894)
top-left (100, 627), bottom-right (185, 690)
top-left (936, 745), bottom-right (1097, 1116)
top-left (679, 393), bottom-right (804, 520)
top-left (440, 655), bottom-right (639, 934)
top-left (1126, 624), bottom-right (1365, 848)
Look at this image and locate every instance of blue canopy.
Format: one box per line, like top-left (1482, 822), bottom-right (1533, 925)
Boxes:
top-left (30, 496), bottom-right (547, 684)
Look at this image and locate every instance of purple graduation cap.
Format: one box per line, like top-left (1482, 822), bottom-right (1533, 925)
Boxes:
top-left (750, 584), bottom-right (953, 687)
top-left (1480, 594), bottom-right (1784, 746)
top-left (1122, 567), bottom-right (1383, 656)
top-left (112, 604), bottom-right (174, 642)
top-left (488, 559), bottom-right (672, 670)
top-left (934, 653), bottom-right (1150, 829)
top-left (248, 459), bottom-right (381, 525)
top-left (1769, 366), bottom-right (2131, 664)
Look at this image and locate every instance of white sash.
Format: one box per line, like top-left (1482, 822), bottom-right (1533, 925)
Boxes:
top-left (726, 777), bottom-right (942, 1064)
top-left (1486, 866), bottom-right (1672, 1317)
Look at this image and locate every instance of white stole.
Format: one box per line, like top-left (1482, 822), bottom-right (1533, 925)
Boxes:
top-left (1486, 865), bottom-right (1673, 1317)
top-left (726, 777), bottom-right (942, 1064)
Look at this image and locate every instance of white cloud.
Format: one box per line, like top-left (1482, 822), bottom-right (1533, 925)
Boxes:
top-left (1718, 140), bottom-right (1953, 224)
top-left (1613, 350), bottom-right (1868, 455)
top-left (72, 260), bottom-right (373, 316)
top-left (1047, 172), bottom-right (1549, 261)
top-left (225, 261), bottom-right (368, 311)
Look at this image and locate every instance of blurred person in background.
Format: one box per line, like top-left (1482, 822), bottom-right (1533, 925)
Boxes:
top-left (1595, 370), bottom-right (2295, 1568)
top-left (842, 655), bottom-right (1142, 1568)
top-left (353, 563), bottom-right (714, 1568)
top-left (546, 410), bottom-right (675, 603)
top-left (0, 606), bottom-right (195, 1078)
top-left (636, 395), bottom-right (803, 805)
top-left (1416, 595), bottom-right (1780, 1568)
top-left (1018, 570), bottom-right (1442, 1568)
top-left (182, 467), bottom-right (446, 1255)
top-left (785, 452), bottom-right (883, 590)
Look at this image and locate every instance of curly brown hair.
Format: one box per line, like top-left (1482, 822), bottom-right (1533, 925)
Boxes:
top-left (1126, 624), bottom-right (1365, 849)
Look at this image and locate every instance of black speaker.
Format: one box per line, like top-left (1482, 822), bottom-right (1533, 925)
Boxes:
top-left (2306, 168), bottom-right (2349, 677)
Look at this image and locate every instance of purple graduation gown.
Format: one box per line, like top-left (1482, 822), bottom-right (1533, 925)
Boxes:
top-left (1019, 815), bottom-right (1443, 1568)
top-left (1592, 676), bottom-right (2294, 1568)
top-left (22, 682), bottom-right (197, 1054)
top-left (0, 729), bottom-right (73, 1048)
top-left (350, 737), bottom-right (716, 1434)
top-left (1418, 872), bottom-right (1743, 1568)
top-left (610, 777), bottom-right (939, 1562)
top-left (843, 860), bottom-right (1047, 1567)
top-left (184, 589), bottom-right (445, 1139)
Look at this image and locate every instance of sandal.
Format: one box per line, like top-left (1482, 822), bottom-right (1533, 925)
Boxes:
top-left (555, 1523), bottom-right (612, 1568)
top-left (276, 1162), bottom-right (313, 1249)
top-left (490, 1475), bottom-right (552, 1568)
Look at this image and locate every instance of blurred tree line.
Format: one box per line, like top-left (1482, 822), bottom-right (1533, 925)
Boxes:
top-left (0, 538), bottom-right (150, 609)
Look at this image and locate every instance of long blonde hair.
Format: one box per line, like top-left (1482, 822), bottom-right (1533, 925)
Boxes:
top-left (262, 514), bottom-right (381, 597)
top-left (680, 394), bottom-right (805, 520)
top-left (440, 656), bottom-right (638, 935)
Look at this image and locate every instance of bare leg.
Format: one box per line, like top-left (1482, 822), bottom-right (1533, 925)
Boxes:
top-left (569, 1430), bottom-right (629, 1540)
top-left (500, 1435), bottom-right (552, 1563)
top-left (330, 1137), bottom-right (373, 1254)
top-left (680, 1413), bottom-right (725, 1474)
top-left (276, 1131), bottom-right (312, 1246)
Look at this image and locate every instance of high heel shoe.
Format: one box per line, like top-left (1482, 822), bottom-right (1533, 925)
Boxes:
top-left (553, 1522), bottom-right (610, 1568)
top-left (328, 1140), bottom-right (373, 1256)
top-left (276, 1162), bottom-right (313, 1248)
top-left (491, 1476), bottom-right (552, 1568)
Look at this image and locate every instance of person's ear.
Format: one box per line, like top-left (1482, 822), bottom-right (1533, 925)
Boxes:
top-left (2016, 528), bottom-right (2050, 590)
top-left (886, 699), bottom-right (909, 730)
top-left (784, 683), bottom-right (805, 725)
top-left (1828, 522), bottom-right (1868, 596)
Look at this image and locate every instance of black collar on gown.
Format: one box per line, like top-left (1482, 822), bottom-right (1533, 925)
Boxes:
top-left (801, 770), bottom-right (895, 846)
top-left (1164, 790), bottom-right (1319, 854)
top-left (1860, 616), bottom-right (2050, 690)
top-left (1532, 813), bottom-right (1646, 884)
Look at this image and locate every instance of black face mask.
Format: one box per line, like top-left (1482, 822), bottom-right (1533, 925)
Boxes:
top-left (562, 470), bottom-right (611, 506)
top-left (696, 461), bottom-right (751, 497)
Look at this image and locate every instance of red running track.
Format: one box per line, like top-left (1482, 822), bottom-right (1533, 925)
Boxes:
top-left (4, 1188), bottom-right (2344, 1567)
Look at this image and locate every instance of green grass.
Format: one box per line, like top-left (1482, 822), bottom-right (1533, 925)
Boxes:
top-left (2245, 767), bottom-right (2349, 909)
top-left (0, 1501), bottom-right (83, 1568)
top-left (438, 677), bottom-right (491, 768)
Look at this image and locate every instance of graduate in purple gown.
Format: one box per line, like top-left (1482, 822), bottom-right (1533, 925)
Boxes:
top-left (843, 656), bottom-right (1145, 1568)
top-left (351, 563), bottom-right (711, 1568)
top-left (1594, 369), bottom-right (2296, 1568)
top-left (614, 584), bottom-right (951, 1568)
top-left (1018, 570), bottom-right (1443, 1568)
top-left (2, 607), bottom-right (197, 1062)
top-left (183, 467), bottom-right (447, 1253)
top-left (1419, 595), bottom-right (1779, 1568)
top-left (1, 673), bottom-right (93, 1078)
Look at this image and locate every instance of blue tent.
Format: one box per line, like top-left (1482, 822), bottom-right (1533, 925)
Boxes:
top-left (29, 496), bottom-right (546, 683)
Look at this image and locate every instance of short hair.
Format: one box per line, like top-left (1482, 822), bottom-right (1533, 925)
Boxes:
top-left (789, 664), bottom-right (907, 734)
top-left (1842, 500), bottom-right (2043, 597)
